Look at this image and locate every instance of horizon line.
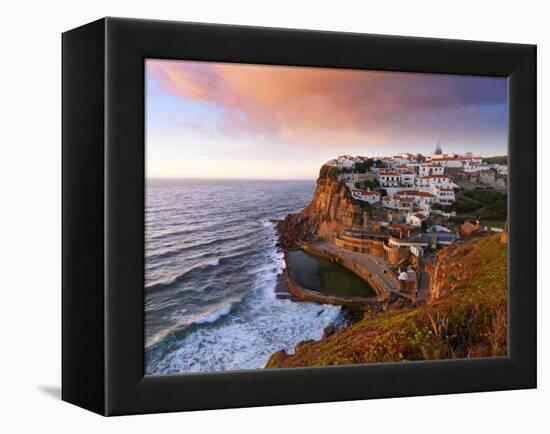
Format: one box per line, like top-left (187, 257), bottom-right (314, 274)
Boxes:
top-left (146, 176), bottom-right (318, 182)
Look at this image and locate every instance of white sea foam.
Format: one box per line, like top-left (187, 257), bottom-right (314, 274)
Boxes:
top-left (195, 302), bottom-right (234, 324)
top-left (259, 218), bottom-right (274, 228)
top-left (146, 227), bottom-right (342, 374)
top-left (206, 257), bottom-right (220, 267)
top-left (144, 179), bottom-right (326, 374)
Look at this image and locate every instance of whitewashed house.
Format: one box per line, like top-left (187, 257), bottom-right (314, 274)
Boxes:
top-left (382, 195), bottom-right (414, 211)
top-left (395, 164), bottom-right (410, 174)
top-left (349, 173), bottom-right (371, 182)
top-left (350, 189), bottom-right (381, 204)
top-left (378, 170), bottom-right (400, 187)
top-left (392, 155), bottom-right (410, 165)
top-left (429, 156), bottom-right (463, 168)
top-left (419, 164), bottom-right (445, 177)
top-left (395, 190), bottom-right (436, 211)
top-left (433, 186), bottom-right (455, 204)
top-left (416, 174), bottom-right (452, 188)
top-left (463, 161), bottom-right (491, 173)
top-left (407, 212), bottom-right (428, 227)
top-left (461, 156), bottom-right (483, 164)
top-left (337, 155), bottom-right (356, 169)
top-left (399, 172), bottom-right (416, 187)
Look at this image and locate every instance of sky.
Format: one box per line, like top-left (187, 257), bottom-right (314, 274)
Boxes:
top-left (146, 59), bottom-right (508, 180)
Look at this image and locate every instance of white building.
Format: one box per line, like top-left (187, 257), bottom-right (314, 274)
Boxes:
top-left (461, 156), bottom-right (483, 165)
top-left (416, 174), bottom-right (452, 188)
top-left (394, 164), bottom-right (410, 174)
top-left (429, 156), bottom-right (463, 168)
top-left (337, 155), bottom-right (355, 169)
top-left (395, 190), bottom-right (437, 210)
top-left (392, 155), bottom-right (410, 165)
top-left (349, 173), bottom-right (372, 182)
top-left (350, 189), bottom-right (381, 204)
top-left (419, 164), bottom-right (445, 177)
top-left (433, 186), bottom-right (455, 204)
top-left (378, 170), bottom-right (400, 187)
top-left (382, 195), bottom-right (414, 211)
top-left (399, 172), bottom-right (416, 187)
top-left (463, 161), bottom-right (491, 173)
top-left (407, 212), bottom-right (428, 227)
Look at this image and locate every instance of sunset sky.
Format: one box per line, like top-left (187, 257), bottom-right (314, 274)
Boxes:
top-left (146, 59), bottom-right (508, 180)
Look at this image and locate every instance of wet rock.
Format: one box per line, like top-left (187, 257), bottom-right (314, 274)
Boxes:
top-left (341, 305), bottom-right (365, 323)
top-left (265, 349), bottom-right (289, 368)
top-left (295, 340), bottom-right (315, 353)
top-left (323, 325), bottom-right (337, 338)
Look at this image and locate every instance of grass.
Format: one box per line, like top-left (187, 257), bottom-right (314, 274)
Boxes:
top-left (268, 235), bottom-right (508, 367)
top-left (433, 188), bottom-right (507, 222)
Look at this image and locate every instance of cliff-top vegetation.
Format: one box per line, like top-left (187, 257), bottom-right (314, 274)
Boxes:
top-left (433, 188), bottom-right (507, 221)
top-left (267, 234), bottom-right (507, 368)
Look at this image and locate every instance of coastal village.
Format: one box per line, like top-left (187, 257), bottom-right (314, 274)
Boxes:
top-left (325, 150), bottom-right (507, 299)
top-left (269, 148), bottom-right (509, 368)
top-left (277, 148), bottom-right (508, 306)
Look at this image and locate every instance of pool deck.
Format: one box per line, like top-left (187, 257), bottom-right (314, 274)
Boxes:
top-left (297, 240), bottom-right (430, 304)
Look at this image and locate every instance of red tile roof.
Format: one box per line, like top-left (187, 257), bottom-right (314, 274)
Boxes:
top-left (421, 174), bottom-right (449, 179)
top-left (352, 189), bottom-right (379, 196)
top-left (397, 190), bottom-right (435, 198)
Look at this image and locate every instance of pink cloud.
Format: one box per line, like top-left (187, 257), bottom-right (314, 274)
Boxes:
top-left (146, 59), bottom-right (507, 149)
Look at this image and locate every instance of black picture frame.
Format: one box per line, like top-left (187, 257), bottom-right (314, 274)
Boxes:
top-left (62, 17), bottom-right (536, 416)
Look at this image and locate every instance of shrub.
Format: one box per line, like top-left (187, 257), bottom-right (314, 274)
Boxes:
top-left (319, 164), bottom-right (342, 180)
top-left (356, 179), bottom-right (379, 190)
top-left (354, 160), bottom-right (375, 173)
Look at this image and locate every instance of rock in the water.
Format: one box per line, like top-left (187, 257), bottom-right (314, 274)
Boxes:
top-left (265, 349), bottom-right (289, 368)
top-left (323, 325), bottom-right (337, 338)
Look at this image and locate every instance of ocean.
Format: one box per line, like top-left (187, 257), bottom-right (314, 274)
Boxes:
top-left (145, 178), bottom-right (342, 374)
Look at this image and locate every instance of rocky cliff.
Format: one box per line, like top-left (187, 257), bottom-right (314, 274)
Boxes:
top-left (424, 242), bottom-right (478, 301)
top-left (277, 171), bottom-right (371, 250)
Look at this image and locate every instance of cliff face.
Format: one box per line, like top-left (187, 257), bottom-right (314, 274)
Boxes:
top-left (277, 175), bottom-right (370, 250)
top-left (424, 242), bottom-right (478, 301)
top-left (267, 235), bottom-right (508, 367)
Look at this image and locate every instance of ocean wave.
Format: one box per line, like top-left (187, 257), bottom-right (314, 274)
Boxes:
top-left (145, 286), bottom-right (342, 374)
top-left (259, 218), bottom-right (274, 228)
top-left (195, 302), bottom-right (234, 324)
top-left (144, 179), bottom-right (323, 372)
top-left (145, 247), bottom-right (266, 292)
top-left (146, 231), bottom-right (257, 262)
top-left (148, 215), bottom-right (251, 241)
top-left (145, 301), bottom-right (239, 350)
top-left (145, 259), bottom-right (221, 291)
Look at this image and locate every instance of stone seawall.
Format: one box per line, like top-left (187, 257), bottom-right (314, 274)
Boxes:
top-left (284, 243), bottom-right (392, 306)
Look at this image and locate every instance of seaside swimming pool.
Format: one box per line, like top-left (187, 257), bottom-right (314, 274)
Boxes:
top-left (287, 250), bottom-right (376, 298)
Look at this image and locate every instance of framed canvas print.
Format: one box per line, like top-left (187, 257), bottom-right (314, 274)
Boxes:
top-left (62, 17), bottom-right (536, 416)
